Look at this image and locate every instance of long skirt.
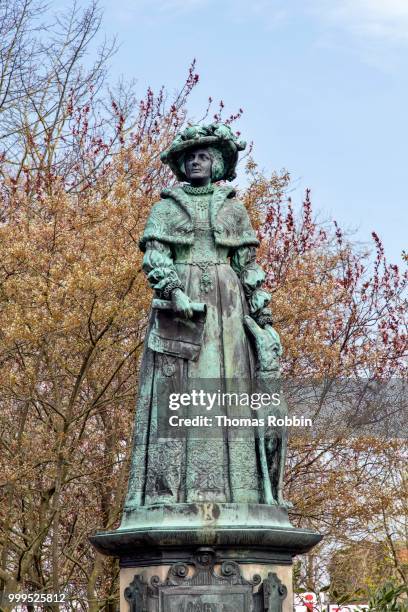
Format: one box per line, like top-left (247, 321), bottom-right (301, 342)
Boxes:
top-left (124, 262), bottom-right (265, 509)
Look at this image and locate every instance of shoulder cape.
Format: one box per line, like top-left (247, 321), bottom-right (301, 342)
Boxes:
top-left (139, 185), bottom-right (259, 252)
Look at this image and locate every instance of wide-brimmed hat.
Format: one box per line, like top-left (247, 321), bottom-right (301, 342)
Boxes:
top-left (160, 123), bottom-right (246, 182)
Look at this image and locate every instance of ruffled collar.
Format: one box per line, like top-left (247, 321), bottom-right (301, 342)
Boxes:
top-left (182, 183), bottom-right (214, 195)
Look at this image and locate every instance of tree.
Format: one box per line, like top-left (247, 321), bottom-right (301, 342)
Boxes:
top-left (0, 2), bottom-right (201, 609)
top-left (328, 542), bottom-right (396, 598)
top-left (245, 163), bottom-right (407, 591)
top-left (0, 0), bottom-right (117, 187)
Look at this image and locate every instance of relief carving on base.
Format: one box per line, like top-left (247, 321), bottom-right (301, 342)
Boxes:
top-left (124, 548), bottom-right (287, 612)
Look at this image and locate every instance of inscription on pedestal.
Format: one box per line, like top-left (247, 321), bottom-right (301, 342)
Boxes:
top-left (160, 584), bottom-right (251, 612)
top-left (124, 548), bottom-right (288, 612)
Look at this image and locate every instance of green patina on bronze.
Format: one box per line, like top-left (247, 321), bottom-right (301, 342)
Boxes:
top-left (123, 123), bottom-right (291, 515)
top-left (160, 123), bottom-right (246, 182)
top-left (89, 126), bottom-right (323, 608)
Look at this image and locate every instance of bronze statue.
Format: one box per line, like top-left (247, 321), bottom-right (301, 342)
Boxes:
top-left (123, 123), bottom-right (290, 512)
top-left (90, 124), bottom-right (323, 612)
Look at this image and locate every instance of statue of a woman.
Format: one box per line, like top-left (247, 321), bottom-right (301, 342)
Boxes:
top-left (123, 124), bottom-right (287, 516)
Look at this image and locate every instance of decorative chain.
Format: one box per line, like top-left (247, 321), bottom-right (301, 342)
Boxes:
top-left (162, 279), bottom-right (184, 299)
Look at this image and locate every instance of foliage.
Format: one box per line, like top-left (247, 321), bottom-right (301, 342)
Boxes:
top-left (0, 2), bottom-right (200, 610)
top-left (244, 162), bottom-right (408, 590)
top-left (328, 542), bottom-right (396, 599)
top-left (367, 581), bottom-right (408, 612)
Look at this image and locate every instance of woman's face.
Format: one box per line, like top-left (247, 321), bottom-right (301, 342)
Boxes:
top-left (184, 147), bottom-right (212, 186)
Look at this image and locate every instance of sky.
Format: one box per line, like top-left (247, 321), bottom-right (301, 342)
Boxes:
top-left (90, 0), bottom-right (407, 263)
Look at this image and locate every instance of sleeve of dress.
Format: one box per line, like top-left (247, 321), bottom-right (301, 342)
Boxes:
top-left (142, 239), bottom-right (184, 299)
top-left (230, 246), bottom-right (274, 327)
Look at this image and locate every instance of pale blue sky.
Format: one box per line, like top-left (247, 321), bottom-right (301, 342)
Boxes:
top-left (97, 0), bottom-right (407, 264)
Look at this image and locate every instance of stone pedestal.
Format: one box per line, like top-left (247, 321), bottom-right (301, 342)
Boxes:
top-left (90, 503), bottom-right (321, 611)
top-left (118, 551), bottom-right (293, 612)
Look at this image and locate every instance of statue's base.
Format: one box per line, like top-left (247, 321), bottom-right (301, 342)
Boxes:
top-left (90, 504), bottom-right (321, 611)
top-left (118, 551), bottom-right (294, 611)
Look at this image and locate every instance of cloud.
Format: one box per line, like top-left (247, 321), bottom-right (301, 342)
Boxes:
top-left (105, 0), bottom-right (288, 28)
top-left (228, 0), bottom-right (288, 29)
top-left (106, 0), bottom-right (211, 20)
top-left (311, 0), bottom-right (408, 42)
top-left (104, 0), bottom-right (408, 49)
top-left (154, 0), bottom-right (210, 13)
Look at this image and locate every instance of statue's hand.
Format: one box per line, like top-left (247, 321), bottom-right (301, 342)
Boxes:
top-left (244, 316), bottom-right (283, 373)
top-left (171, 289), bottom-right (193, 319)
